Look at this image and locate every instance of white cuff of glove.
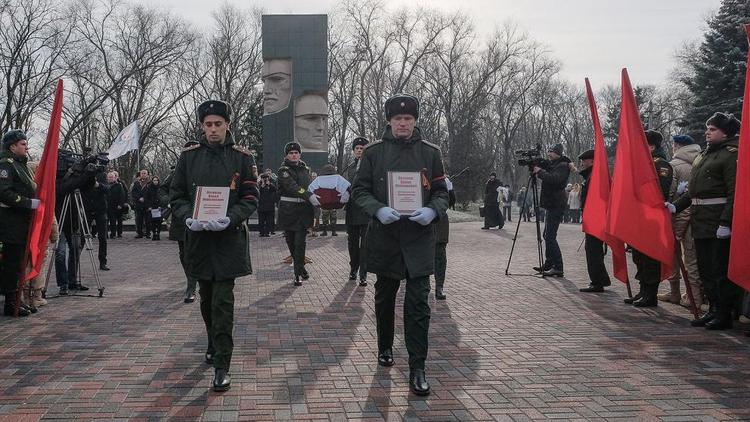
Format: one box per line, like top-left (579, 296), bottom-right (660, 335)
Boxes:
top-left (408, 207), bottom-right (437, 226)
top-left (309, 194), bottom-right (321, 207)
top-left (665, 202), bottom-right (676, 214)
top-left (375, 207), bottom-right (401, 224)
top-left (30, 199), bottom-right (40, 209)
top-left (186, 218), bottom-right (204, 232)
top-left (205, 217), bottom-right (231, 231)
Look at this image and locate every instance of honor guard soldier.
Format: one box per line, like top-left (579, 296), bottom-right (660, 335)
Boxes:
top-left (277, 141), bottom-right (317, 286)
top-left (577, 149), bottom-right (613, 293)
top-left (625, 130), bottom-right (674, 307)
top-left (344, 136), bottom-right (370, 286)
top-left (352, 93), bottom-right (449, 396)
top-left (433, 177), bottom-right (455, 300)
top-left (0, 130), bottom-right (39, 317)
top-left (670, 112), bottom-right (741, 330)
top-left (170, 100), bottom-right (259, 392)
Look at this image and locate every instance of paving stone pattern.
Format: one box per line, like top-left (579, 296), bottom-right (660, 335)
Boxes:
top-left (1, 221), bottom-right (749, 421)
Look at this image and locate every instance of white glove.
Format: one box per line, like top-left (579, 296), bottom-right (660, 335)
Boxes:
top-left (308, 194), bottom-right (321, 207)
top-left (340, 190), bottom-right (350, 203)
top-left (375, 207), bottom-right (401, 224)
top-left (716, 225), bottom-right (731, 239)
top-left (205, 217), bottom-right (231, 232)
top-left (408, 207), bottom-right (437, 226)
top-left (30, 199), bottom-right (40, 209)
top-left (676, 181), bottom-right (689, 196)
top-left (186, 218), bottom-right (205, 232)
top-left (665, 202), bottom-right (676, 214)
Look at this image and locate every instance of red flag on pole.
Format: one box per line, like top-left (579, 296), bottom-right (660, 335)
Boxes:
top-left (606, 69), bottom-right (674, 280)
top-left (582, 78), bottom-right (629, 283)
top-left (728, 24), bottom-right (750, 292)
top-left (23, 79), bottom-right (63, 282)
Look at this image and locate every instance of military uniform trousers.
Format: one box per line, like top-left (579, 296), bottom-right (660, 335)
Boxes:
top-left (0, 242), bottom-right (24, 296)
top-left (375, 274), bottom-right (431, 370)
top-left (284, 230), bottom-right (307, 277)
top-left (199, 278), bottom-right (235, 370)
top-left (584, 234), bottom-right (611, 287)
top-left (632, 248), bottom-right (661, 297)
top-left (694, 238), bottom-right (742, 317)
top-left (434, 242), bottom-right (447, 290)
top-left (346, 224), bottom-right (368, 279)
top-left (178, 241), bottom-right (198, 295)
top-left (322, 209), bottom-right (337, 231)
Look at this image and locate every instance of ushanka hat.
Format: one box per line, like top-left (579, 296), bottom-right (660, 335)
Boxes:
top-left (2, 130), bottom-right (27, 149)
top-left (351, 136), bottom-right (369, 150)
top-left (645, 129), bottom-right (663, 147)
top-left (706, 112), bottom-right (741, 137)
top-left (384, 94), bottom-right (419, 121)
top-left (197, 100), bottom-right (232, 123)
top-left (284, 141), bottom-right (301, 154)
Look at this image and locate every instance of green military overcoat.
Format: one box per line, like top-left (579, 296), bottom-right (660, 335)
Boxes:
top-left (170, 135), bottom-right (258, 280)
top-left (352, 126), bottom-right (449, 280)
top-left (0, 150), bottom-right (35, 245)
top-left (276, 159), bottom-right (314, 231)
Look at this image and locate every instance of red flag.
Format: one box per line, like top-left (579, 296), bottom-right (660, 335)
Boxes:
top-left (606, 69), bottom-right (674, 279)
top-left (23, 79), bottom-right (63, 282)
top-left (582, 78), bottom-right (628, 283)
top-left (728, 24), bottom-right (750, 292)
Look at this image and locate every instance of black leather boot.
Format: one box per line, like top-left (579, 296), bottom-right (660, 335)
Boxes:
top-left (705, 314), bottom-right (733, 330)
top-left (300, 268), bottom-right (310, 281)
top-left (359, 277), bottom-right (367, 287)
top-left (624, 283), bottom-right (644, 304)
top-left (691, 303), bottom-right (717, 327)
top-left (212, 368), bottom-right (231, 392)
top-left (409, 368), bottom-right (430, 396)
top-left (293, 276), bottom-right (302, 286)
top-left (349, 270), bottom-right (357, 281)
top-left (435, 287), bottom-right (446, 300)
top-left (633, 284), bottom-right (658, 307)
top-left (377, 348), bottom-right (394, 367)
top-left (4, 295), bottom-right (30, 317)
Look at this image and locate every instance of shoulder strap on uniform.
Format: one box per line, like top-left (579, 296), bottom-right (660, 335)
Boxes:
top-left (726, 146), bottom-right (738, 153)
top-left (420, 139), bottom-right (441, 150)
top-left (182, 143), bottom-right (202, 152)
top-left (232, 145), bottom-right (254, 156)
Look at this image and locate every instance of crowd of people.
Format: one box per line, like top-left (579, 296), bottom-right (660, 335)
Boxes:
top-left (0, 91), bottom-right (745, 398)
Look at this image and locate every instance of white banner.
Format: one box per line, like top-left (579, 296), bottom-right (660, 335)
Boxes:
top-left (108, 120), bottom-right (140, 160)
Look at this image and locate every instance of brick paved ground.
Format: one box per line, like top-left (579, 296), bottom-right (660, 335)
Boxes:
top-left (1, 220), bottom-right (749, 421)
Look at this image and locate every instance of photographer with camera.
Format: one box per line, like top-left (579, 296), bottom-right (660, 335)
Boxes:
top-left (83, 171), bottom-right (110, 270)
top-left (531, 143), bottom-right (571, 277)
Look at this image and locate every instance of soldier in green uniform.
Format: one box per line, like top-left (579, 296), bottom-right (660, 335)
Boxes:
top-left (624, 130), bottom-right (674, 307)
top-left (344, 136), bottom-right (369, 286)
top-left (170, 100), bottom-right (258, 392)
top-left (434, 177), bottom-right (455, 300)
top-left (159, 141), bottom-right (200, 303)
top-left (670, 112), bottom-right (740, 330)
top-left (277, 142), bottom-right (317, 286)
top-left (353, 93), bottom-right (449, 396)
top-left (0, 130), bottom-right (39, 317)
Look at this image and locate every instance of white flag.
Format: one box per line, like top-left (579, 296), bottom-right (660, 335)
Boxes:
top-left (108, 120), bottom-right (140, 160)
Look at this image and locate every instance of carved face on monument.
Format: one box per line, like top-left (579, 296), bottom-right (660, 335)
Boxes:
top-left (294, 94), bottom-right (328, 152)
top-left (262, 59), bottom-right (292, 115)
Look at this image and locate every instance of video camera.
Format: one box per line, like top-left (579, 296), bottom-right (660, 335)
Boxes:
top-left (515, 143), bottom-right (548, 169)
top-left (57, 148), bottom-right (110, 194)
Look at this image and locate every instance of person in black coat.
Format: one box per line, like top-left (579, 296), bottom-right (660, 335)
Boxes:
top-left (106, 171), bottom-right (126, 238)
top-left (532, 143), bottom-right (571, 277)
top-left (144, 176), bottom-right (163, 240)
top-left (82, 171), bottom-right (110, 271)
top-left (482, 172), bottom-right (502, 229)
top-left (257, 173), bottom-right (277, 237)
top-left (131, 169), bottom-right (151, 238)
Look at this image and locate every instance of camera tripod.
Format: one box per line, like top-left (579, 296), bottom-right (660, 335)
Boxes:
top-left (505, 170), bottom-right (545, 276)
top-left (43, 189), bottom-right (105, 297)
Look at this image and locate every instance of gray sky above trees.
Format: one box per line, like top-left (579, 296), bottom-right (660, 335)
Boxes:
top-left (142, 0), bottom-right (721, 86)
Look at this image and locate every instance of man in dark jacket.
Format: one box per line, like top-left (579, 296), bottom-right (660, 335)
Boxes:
top-left (257, 173), bottom-right (277, 237)
top-left (532, 143), bottom-right (571, 277)
top-left (106, 171), bottom-right (126, 238)
top-left (353, 93), bottom-right (449, 396)
top-left (577, 149), bottom-right (613, 293)
top-left (0, 130), bottom-right (39, 317)
top-left (83, 171), bottom-right (110, 270)
top-left (277, 141), bottom-right (316, 286)
top-left (170, 100), bottom-right (258, 392)
top-left (434, 177), bottom-right (455, 300)
top-left (624, 130), bottom-right (674, 307)
top-left (344, 136), bottom-right (369, 286)
top-left (670, 112), bottom-right (740, 329)
top-left (131, 169), bottom-right (151, 238)
top-left (482, 173), bottom-right (502, 229)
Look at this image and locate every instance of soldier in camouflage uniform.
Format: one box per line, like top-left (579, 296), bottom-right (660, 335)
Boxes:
top-left (671, 112), bottom-right (741, 330)
top-left (277, 142), bottom-right (317, 286)
top-left (170, 100), bottom-right (258, 392)
top-left (624, 130), bottom-right (674, 307)
top-left (353, 94), bottom-right (449, 396)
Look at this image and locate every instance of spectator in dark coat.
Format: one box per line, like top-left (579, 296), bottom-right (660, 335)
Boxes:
top-left (106, 171), bottom-right (126, 238)
top-left (257, 174), bottom-right (278, 237)
top-left (144, 176), bottom-right (163, 240)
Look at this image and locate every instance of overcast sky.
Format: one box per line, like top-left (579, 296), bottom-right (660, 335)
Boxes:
top-left (142, 0), bottom-right (721, 86)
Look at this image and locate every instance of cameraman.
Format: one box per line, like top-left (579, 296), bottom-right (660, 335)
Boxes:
top-left (83, 172), bottom-right (110, 271)
top-left (532, 143), bottom-right (571, 277)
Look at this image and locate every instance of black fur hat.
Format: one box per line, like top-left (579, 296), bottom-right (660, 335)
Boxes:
top-left (351, 137), bottom-right (369, 150)
top-left (284, 141), bottom-right (301, 154)
top-left (2, 130), bottom-right (27, 150)
top-left (197, 100), bottom-right (231, 123)
top-left (706, 112), bottom-right (741, 137)
top-left (384, 94), bottom-right (419, 121)
top-left (578, 149), bottom-right (595, 160)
